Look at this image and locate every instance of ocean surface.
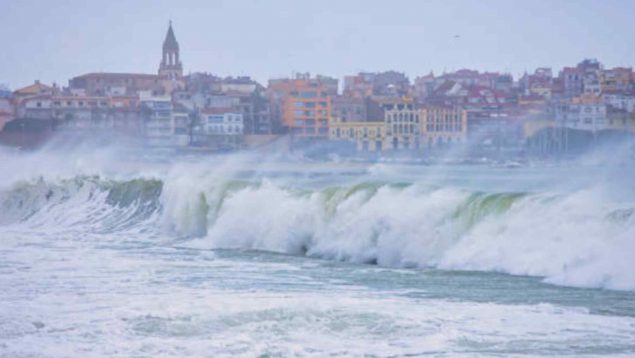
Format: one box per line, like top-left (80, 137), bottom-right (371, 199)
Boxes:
top-left (1, 145), bottom-right (635, 357)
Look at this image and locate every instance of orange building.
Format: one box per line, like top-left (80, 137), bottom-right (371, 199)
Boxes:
top-left (268, 75), bottom-right (333, 138)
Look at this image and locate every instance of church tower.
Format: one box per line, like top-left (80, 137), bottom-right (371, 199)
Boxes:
top-left (158, 21), bottom-right (183, 80)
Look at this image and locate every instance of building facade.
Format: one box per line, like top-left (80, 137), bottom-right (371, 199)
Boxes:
top-left (332, 95), bottom-right (366, 122)
top-left (202, 108), bottom-right (244, 136)
top-left (141, 94), bottom-right (189, 146)
top-left (382, 98), bottom-right (421, 150)
top-left (602, 92), bottom-right (635, 113)
top-left (420, 106), bottom-right (467, 148)
top-left (68, 73), bottom-right (162, 97)
top-left (193, 108), bottom-right (244, 148)
top-left (329, 117), bottom-right (386, 152)
top-left (553, 94), bottom-right (608, 132)
top-left (267, 74), bottom-right (333, 138)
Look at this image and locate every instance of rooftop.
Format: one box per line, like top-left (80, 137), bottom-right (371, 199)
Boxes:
top-left (14, 81), bottom-right (53, 95)
top-left (72, 72), bottom-right (158, 79)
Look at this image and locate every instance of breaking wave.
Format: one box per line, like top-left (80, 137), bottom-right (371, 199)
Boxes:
top-left (1, 175), bottom-right (634, 291)
top-left (0, 176), bottom-right (162, 233)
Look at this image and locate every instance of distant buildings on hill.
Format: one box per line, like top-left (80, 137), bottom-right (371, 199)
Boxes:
top-left (1, 23), bottom-right (634, 157)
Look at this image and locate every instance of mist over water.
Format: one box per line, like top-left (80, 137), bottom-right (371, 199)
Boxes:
top-left (1, 140), bottom-right (635, 356)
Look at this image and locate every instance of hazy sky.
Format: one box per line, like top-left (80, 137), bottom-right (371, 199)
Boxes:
top-left (1, 0), bottom-right (634, 90)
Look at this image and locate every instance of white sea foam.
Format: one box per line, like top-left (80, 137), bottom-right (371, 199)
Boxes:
top-left (181, 179), bottom-right (635, 291)
top-left (1, 146), bottom-right (634, 291)
top-left (2, 234), bottom-right (634, 357)
top-left (2, 147), bottom-right (635, 357)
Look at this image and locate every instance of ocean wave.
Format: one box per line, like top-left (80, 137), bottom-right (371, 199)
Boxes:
top-left (1, 175), bottom-right (634, 291)
top-left (0, 176), bottom-right (162, 233)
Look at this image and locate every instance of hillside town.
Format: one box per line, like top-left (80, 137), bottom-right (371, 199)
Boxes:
top-left (1, 23), bottom-right (634, 159)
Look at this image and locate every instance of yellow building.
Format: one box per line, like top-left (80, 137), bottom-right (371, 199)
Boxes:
top-left (607, 107), bottom-right (635, 133)
top-left (329, 117), bottom-right (386, 152)
top-left (523, 119), bottom-right (555, 139)
top-left (419, 106), bottom-right (467, 147)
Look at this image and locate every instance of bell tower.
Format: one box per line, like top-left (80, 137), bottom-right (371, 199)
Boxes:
top-left (158, 21), bottom-right (183, 80)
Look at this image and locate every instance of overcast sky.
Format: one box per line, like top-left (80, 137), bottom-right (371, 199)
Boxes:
top-left (1, 0), bottom-right (634, 89)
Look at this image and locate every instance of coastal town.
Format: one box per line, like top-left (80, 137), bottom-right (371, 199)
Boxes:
top-left (1, 22), bottom-right (634, 159)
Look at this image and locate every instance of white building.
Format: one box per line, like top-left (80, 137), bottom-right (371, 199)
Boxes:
top-left (16, 95), bottom-right (55, 119)
top-left (202, 108), bottom-right (244, 136)
top-left (382, 99), bottom-right (421, 150)
top-left (554, 95), bottom-right (608, 132)
top-left (141, 94), bottom-right (190, 147)
top-left (602, 92), bottom-right (635, 113)
top-left (583, 77), bottom-right (602, 95)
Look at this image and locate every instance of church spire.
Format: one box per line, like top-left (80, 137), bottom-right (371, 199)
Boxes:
top-left (163, 20), bottom-right (179, 51)
top-left (159, 21), bottom-right (183, 80)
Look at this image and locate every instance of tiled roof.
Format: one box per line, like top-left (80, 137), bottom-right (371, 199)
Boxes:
top-left (72, 73), bottom-right (158, 79)
top-left (14, 82), bottom-right (52, 95)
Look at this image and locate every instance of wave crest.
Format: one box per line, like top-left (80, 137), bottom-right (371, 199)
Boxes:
top-left (2, 175), bottom-right (634, 290)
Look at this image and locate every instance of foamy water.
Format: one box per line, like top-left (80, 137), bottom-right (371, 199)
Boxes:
top-left (1, 145), bottom-right (635, 357)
